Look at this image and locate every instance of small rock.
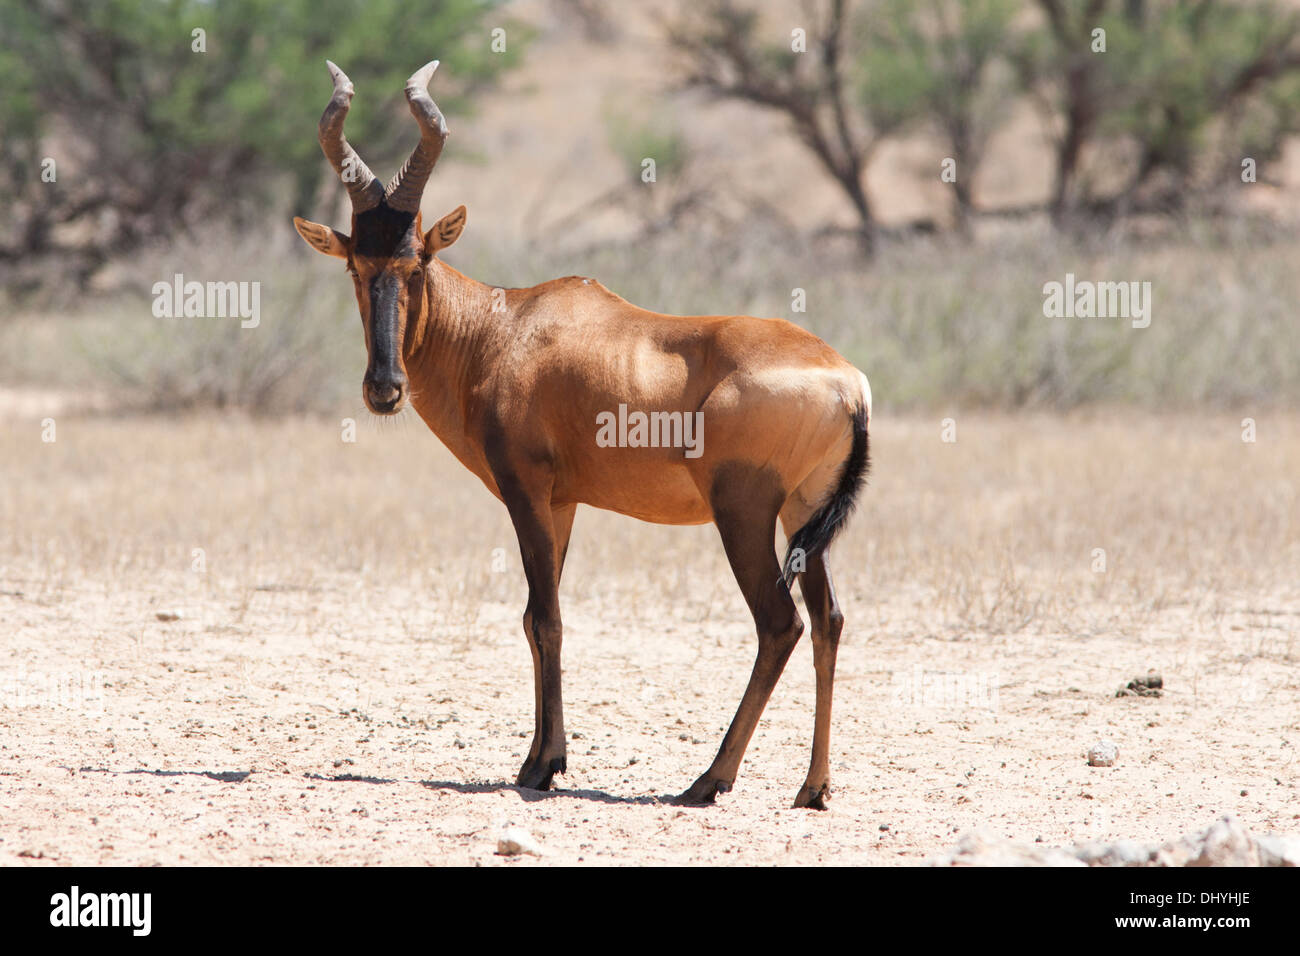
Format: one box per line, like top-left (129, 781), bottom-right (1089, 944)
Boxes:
top-left (934, 832), bottom-right (1084, 867)
top-left (1073, 840), bottom-right (1153, 867)
top-left (1254, 834), bottom-right (1300, 867)
top-left (1154, 815), bottom-right (1258, 867)
top-left (936, 815), bottom-right (1300, 868)
top-left (496, 827), bottom-right (542, 858)
top-left (155, 611), bottom-right (182, 622)
top-left (1087, 740), bottom-right (1119, 767)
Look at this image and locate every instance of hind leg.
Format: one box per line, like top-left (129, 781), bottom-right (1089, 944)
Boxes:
top-left (680, 468), bottom-right (804, 805)
top-left (790, 547), bottom-right (843, 809)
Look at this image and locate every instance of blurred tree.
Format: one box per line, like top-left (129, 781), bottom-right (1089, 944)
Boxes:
top-left (666, 0), bottom-right (888, 254)
top-left (858, 0), bottom-right (1021, 234)
top-left (1010, 0), bottom-right (1113, 227)
top-left (1014, 0), bottom-right (1300, 226)
top-left (666, 0), bottom-right (1022, 250)
top-left (0, 0), bottom-right (523, 287)
top-left (669, 0), bottom-right (1300, 242)
top-left (1107, 1), bottom-right (1300, 212)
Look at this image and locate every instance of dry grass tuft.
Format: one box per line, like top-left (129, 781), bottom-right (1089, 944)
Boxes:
top-left (3, 411), bottom-right (1295, 636)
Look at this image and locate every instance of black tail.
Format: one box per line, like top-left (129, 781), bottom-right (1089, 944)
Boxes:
top-left (780, 401), bottom-right (870, 586)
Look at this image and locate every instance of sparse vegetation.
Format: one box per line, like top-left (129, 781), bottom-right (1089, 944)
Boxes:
top-left (667, 0), bottom-right (1300, 239)
top-left (5, 213), bottom-right (1300, 413)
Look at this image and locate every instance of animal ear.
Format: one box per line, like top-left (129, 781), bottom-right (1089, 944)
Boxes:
top-left (293, 217), bottom-right (350, 259)
top-left (424, 205), bottom-right (467, 256)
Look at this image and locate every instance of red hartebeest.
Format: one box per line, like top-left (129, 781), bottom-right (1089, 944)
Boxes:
top-left (293, 61), bottom-right (872, 808)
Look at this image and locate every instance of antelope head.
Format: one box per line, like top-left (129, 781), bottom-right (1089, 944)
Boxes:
top-left (293, 60), bottom-right (467, 415)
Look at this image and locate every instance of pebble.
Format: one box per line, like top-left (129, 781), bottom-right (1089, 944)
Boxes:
top-left (1087, 740), bottom-right (1119, 767)
top-left (496, 827), bottom-right (542, 857)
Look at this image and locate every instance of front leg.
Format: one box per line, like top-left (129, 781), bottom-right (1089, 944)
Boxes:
top-left (498, 468), bottom-right (573, 791)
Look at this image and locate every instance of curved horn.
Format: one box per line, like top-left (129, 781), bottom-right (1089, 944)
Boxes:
top-left (318, 60), bottom-right (384, 213)
top-left (384, 60), bottom-right (449, 214)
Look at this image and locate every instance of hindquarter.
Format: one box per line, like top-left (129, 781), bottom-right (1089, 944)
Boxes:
top-left (479, 301), bottom-right (863, 525)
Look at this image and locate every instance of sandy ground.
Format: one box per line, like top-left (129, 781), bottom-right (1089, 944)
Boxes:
top-left (1, 411), bottom-right (1297, 865)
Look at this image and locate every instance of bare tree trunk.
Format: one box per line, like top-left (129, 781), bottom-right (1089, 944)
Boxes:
top-left (665, 0), bottom-right (880, 258)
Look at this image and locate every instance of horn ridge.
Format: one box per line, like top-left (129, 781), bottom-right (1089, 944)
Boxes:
top-left (384, 60), bottom-right (449, 214)
top-left (318, 60), bottom-right (384, 213)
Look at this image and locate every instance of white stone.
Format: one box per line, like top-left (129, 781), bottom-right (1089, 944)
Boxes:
top-left (1087, 740), bottom-right (1119, 767)
top-left (496, 826), bottom-right (542, 857)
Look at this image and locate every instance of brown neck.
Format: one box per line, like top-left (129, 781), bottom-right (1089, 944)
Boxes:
top-left (403, 257), bottom-right (501, 480)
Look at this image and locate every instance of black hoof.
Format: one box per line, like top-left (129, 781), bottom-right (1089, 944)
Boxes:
top-left (677, 776), bottom-right (732, 806)
top-left (516, 755), bottom-right (566, 791)
top-left (792, 782), bottom-right (830, 810)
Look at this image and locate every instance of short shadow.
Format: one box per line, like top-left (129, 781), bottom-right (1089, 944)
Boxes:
top-left (303, 772), bottom-right (397, 785)
top-left (68, 766), bottom-right (687, 806)
top-left (75, 766), bottom-right (252, 783)
top-left (419, 779), bottom-right (671, 806)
